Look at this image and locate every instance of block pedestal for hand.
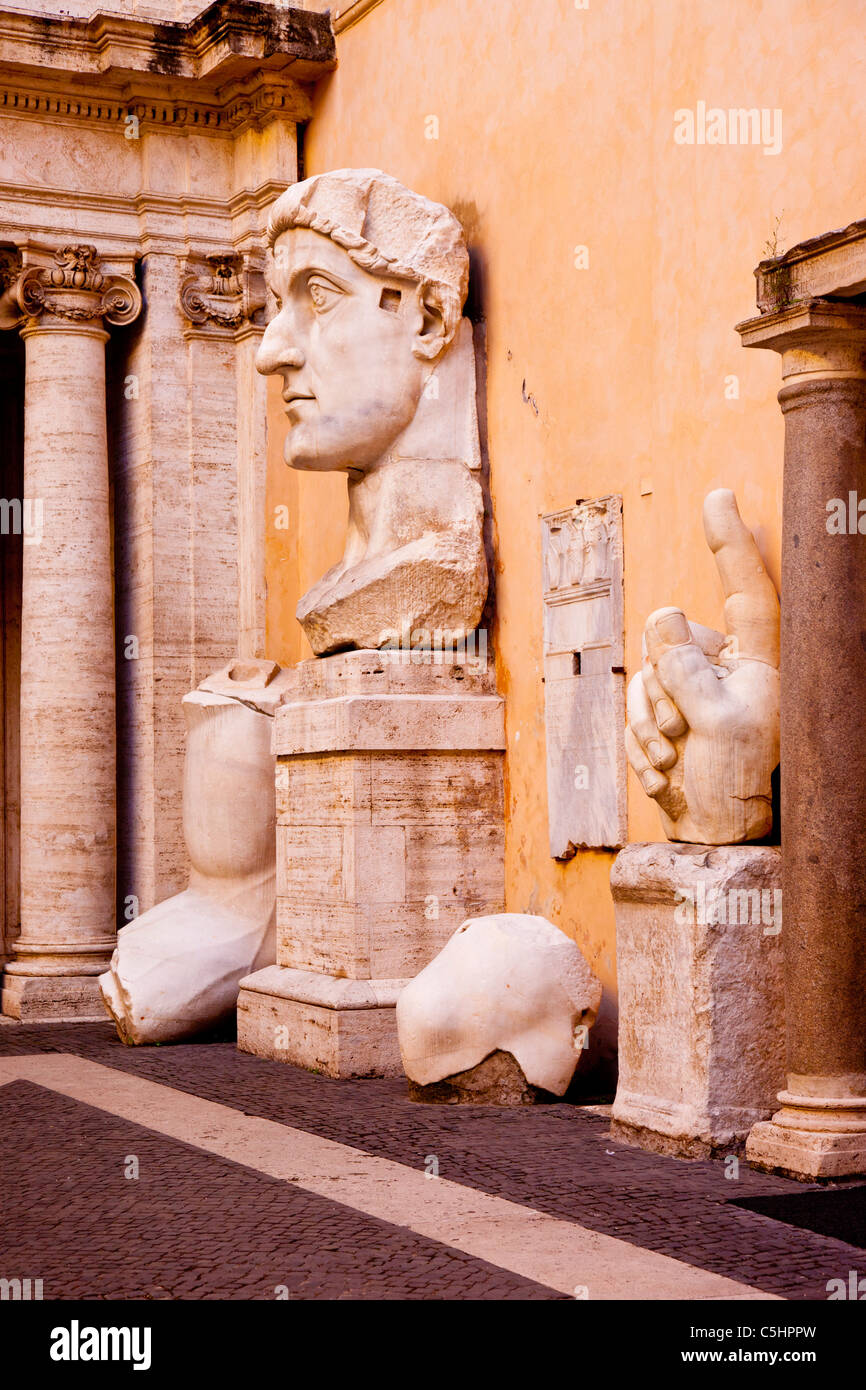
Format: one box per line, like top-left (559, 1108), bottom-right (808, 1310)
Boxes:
top-left (237, 650), bottom-right (505, 1077)
top-left (610, 842), bottom-right (785, 1158)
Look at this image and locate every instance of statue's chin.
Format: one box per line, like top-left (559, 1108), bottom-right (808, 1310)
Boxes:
top-left (284, 432), bottom-right (362, 474)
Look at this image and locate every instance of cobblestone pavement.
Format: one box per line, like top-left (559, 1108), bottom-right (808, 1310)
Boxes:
top-left (0, 1080), bottom-right (562, 1300)
top-left (3, 1022), bottom-right (866, 1301)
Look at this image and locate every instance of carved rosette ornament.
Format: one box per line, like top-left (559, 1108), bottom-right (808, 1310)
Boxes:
top-left (180, 251), bottom-right (266, 331)
top-left (0, 245), bottom-right (141, 331)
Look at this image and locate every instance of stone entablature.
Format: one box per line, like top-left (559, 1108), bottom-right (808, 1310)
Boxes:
top-left (751, 216), bottom-right (866, 313)
top-left (0, 2), bottom-right (333, 87)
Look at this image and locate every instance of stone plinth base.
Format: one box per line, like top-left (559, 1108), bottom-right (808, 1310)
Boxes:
top-left (609, 1117), bottom-right (733, 1160)
top-left (1, 972), bottom-right (108, 1022)
top-left (236, 650), bottom-right (506, 1079)
top-left (237, 966), bottom-right (407, 1078)
top-left (610, 842), bottom-right (785, 1158)
top-left (408, 1049), bottom-right (549, 1106)
top-left (747, 1097), bottom-right (866, 1181)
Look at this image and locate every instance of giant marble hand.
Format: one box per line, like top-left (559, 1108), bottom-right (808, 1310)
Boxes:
top-left (625, 489), bottom-right (780, 844)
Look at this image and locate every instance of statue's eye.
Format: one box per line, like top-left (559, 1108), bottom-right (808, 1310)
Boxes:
top-left (308, 277), bottom-right (342, 313)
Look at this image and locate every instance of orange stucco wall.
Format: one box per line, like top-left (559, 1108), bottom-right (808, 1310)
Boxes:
top-left (265, 0), bottom-right (866, 1054)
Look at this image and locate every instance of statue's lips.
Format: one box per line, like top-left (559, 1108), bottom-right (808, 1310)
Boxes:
top-left (282, 393), bottom-right (316, 417)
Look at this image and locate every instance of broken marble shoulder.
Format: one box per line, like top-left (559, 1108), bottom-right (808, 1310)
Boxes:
top-left (100, 659), bottom-right (294, 1045)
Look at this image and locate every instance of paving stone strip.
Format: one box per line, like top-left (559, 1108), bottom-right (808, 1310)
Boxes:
top-left (0, 1053), bottom-right (773, 1300)
top-left (4, 1025), bottom-right (866, 1299)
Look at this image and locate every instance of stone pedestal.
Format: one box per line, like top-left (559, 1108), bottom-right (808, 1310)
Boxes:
top-left (739, 259), bottom-right (866, 1178)
top-left (237, 649), bottom-right (505, 1077)
top-left (610, 842), bottom-right (785, 1158)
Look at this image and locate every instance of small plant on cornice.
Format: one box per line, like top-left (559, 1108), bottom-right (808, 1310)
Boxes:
top-left (763, 211), bottom-right (785, 260)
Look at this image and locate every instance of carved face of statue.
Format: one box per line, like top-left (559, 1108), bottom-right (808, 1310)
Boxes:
top-left (258, 227), bottom-right (441, 473)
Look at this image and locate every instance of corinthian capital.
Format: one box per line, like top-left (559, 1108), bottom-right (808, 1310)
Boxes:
top-left (0, 245), bottom-right (141, 331)
top-left (180, 251), bottom-right (265, 332)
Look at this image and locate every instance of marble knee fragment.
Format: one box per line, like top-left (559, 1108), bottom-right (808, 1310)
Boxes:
top-left (100, 659), bottom-right (294, 1045)
top-left (396, 913), bottom-right (602, 1099)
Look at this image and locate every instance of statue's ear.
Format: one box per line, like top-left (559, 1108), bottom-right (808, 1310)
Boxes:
top-left (411, 282), bottom-right (455, 361)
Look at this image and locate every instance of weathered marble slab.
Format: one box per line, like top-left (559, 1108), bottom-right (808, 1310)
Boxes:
top-left (541, 496), bottom-right (626, 856)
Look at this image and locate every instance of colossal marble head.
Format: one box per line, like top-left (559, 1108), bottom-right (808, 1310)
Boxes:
top-left (257, 168), bottom-right (469, 473)
top-left (256, 170), bottom-right (487, 657)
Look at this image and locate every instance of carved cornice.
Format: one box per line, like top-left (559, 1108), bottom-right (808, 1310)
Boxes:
top-left (180, 250), bottom-right (265, 333)
top-left (752, 217), bottom-right (866, 314)
top-left (0, 2), bottom-right (335, 84)
top-left (0, 245), bottom-right (141, 331)
top-left (0, 2), bottom-right (334, 135)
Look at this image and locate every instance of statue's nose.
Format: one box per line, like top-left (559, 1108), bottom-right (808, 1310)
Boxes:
top-left (256, 319), bottom-right (305, 377)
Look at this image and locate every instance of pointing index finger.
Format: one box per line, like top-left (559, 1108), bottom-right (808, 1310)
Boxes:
top-left (703, 489), bottom-right (779, 668)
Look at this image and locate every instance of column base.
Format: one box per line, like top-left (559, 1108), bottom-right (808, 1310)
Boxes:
top-left (1, 972), bottom-right (110, 1022)
top-left (747, 1096), bottom-right (866, 1181)
top-left (237, 965), bottom-right (408, 1078)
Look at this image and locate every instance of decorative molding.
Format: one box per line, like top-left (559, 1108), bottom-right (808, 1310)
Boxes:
top-left (333, 0), bottom-right (388, 34)
top-left (1, 244), bottom-right (141, 331)
top-left (543, 498), bottom-right (618, 597)
top-left (0, 245), bottom-right (21, 294)
top-left (0, 1), bottom-right (334, 136)
top-left (0, 177), bottom-right (290, 226)
top-left (0, 77), bottom-right (313, 136)
top-left (180, 250), bottom-right (266, 332)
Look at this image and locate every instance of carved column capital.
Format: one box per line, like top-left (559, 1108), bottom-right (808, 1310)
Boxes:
top-left (0, 244), bottom-right (141, 332)
top-left (737, 298), bottom-right (866, 385)
top-left (180, 251), bottom-right (266, 334)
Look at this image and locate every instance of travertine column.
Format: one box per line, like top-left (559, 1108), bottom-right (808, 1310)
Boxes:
top-left (738, 296), bottom-right (866, 1178)
top-left (0, 246), bottom-right (141, 1020)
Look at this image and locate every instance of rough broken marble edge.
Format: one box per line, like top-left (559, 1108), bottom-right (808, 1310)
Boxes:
top-left (237, 965), bottom-right (409, 1010)
top-left (193, 659), bottom-right (296, 716)
top-left (610, 841), bottom-right (782, 902)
